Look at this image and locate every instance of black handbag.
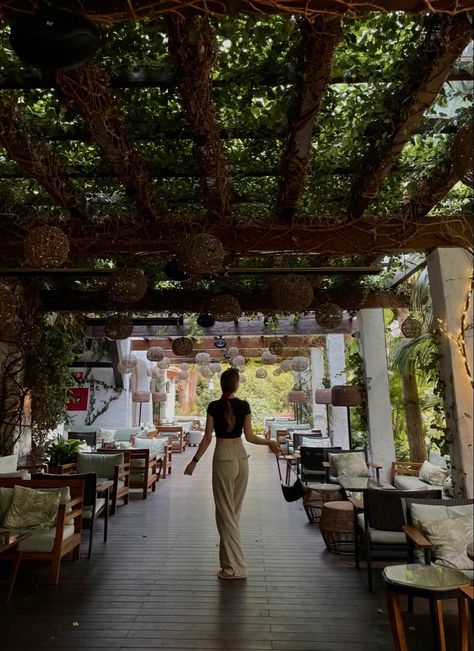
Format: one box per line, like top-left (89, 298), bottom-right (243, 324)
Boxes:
top-left (276, 457), bottom-right (306, 502)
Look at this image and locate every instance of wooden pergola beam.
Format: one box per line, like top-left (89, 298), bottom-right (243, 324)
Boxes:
top-left (0, 96), bottom-right (89, 221)
top-left (40, 287), bottom-right (408, 313)
top-left (166, 15), bottom-right (230, 222)
top-left (349, 14), bottom-right (472, 221)
top-left (56, 62), bottom-right (166, 222)
top-left (0, 214), bottom-right (470, 259)
top-left (276, 16), bottom-right (342, 221)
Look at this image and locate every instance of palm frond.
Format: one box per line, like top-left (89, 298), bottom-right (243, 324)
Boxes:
top-left (390, 333), bottom-right (435, 378)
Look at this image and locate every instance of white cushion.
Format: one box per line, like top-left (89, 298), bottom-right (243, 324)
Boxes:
top-left (15, 524), bottom-right (75, 553)
top-left (410, 503), bottom-right (473, 531)
top-left (329, 452), bottom-right (369, 478)
top-left (419, 460), bottom-right (449, 486)
top-left (420, 514), bottom-right (473, 572)
top-left (428, 449), bottom-right (448, 469)
top-left (133, 437), bottom-right (168, 456)
top-left (98, 428), bottom-right (117, 444)
top-left (0, 454), bottom-right (18, 474)
top-left (82, 498), bottom-right (106, 520)
top-left (0, 470), bottom-right (30, 479)
top-left (394, 476), bottom-right (437, 491)
top-left (301, 437), bottom-right (332, 448)
top-left (357, 513), bottom-right (406, 545)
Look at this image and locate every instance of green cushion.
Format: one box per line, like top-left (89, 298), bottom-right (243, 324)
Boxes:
top-left (0, 486), bottom-right (14, 523)
top-left (134, 438), bottom-right (167, 456)
top-left (114, 428), bottom-right (141, 442)
top-left (14, 524), bottom-right (76, 553)
top-left (329, 451), bottom-right (369, 478)
top-left (357, 513), bottom-right (406, 545)
top-left (0, 454), bottom-right (18, 473)
top-left (77, 452), bottom-right (124, 479)
top-left (3, 485), bottom-right (60, 530)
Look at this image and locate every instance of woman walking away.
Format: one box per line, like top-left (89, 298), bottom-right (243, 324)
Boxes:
top-left (184, 367), bottom-right (280, 580)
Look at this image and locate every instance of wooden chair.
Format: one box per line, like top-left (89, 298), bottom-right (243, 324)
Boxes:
top-left (300, 446), bottom-right (342, 484)
top-left (276, 429), bottom-right (290, 454)
top-left (390, 461), bottom-right (423, 484)
top-left (155, 426), bottom-right (186, 453)
top-left (127, 449), bottom-right (161, 499)
top-left (76, 452), bottom-right (130, 515)
top-left (0, 477), bottom-right (84, 584)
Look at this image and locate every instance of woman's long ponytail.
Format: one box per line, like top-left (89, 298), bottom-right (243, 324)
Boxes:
top-left (220, 368), bottom-right (239, 432)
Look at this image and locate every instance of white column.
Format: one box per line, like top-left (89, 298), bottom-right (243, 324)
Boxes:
top-left (427, 248), bottom-right (473, 498)
top-left (358, 309), bottom-right (395, 483)
top-left (327, 334), bottom-right (350, 448)
top-left (164, 376), bottom-right (176, 420)
top-left (310, 347), bottom-right (327, 435)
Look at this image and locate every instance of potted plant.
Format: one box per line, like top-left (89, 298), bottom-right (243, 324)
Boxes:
top-left (46, 437), bottom-right (83, 473)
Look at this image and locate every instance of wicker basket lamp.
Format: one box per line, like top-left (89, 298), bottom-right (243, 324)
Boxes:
top-left (227, 346), bottom-right (239, 358)
top-left (279, 359), bottom-right (292, 373)
top-left (291, 356), bottom-right (309, 372)
top-left (201, 366), bottom-right (214, 379)
top-left (107, 268), bottom-right (147, 303)
top-left (210, 362), bottom-right (221, 373)
top-left (104, 314), bottom-right (133, 340)
top-left (177, 371), bottom-right (189, 381)
top-left (452, 122), bottom-right (473, 188)
top-left (178, 233), bottom-right (225, 276)
top-left (269, 340), bottom-right (284, 355)
top-left (255, 367), bottom-right (267, 379)
top-left (121, 353), bottom-right (137, 371)
top-left (314, 303), bottom-right (343, 330)
top-left (331, 385), bottom-right (363, 406)
top-left (195, 352), bottom-right (211, 365)
top-left (152, 366), bottom-right (164, 378)
top-left (209, 295), bottom-right (241, 322)
top-left (239, 374), bottom-right (247, 384)
top-left (261, 351), bottom-right (277, 365)
top-left (172, 337), bottom-right (193, 356)
top-left (288, 390), bottom-right (305, 403)
top-left (273, 368), bottom-right (281, 376)
top-left (152, 392), bottom-right (167, 402)
top-left (400, 316), bottom-right (422, 339)
top-left (272, 274), bottom-right (313, 312)
top-left (146, 346), bottom-right (165, 361)
top-left (232, 355), bottom-right (245, 368)
top-left (0, 285), bottom-right (16, 323)
top-left (157, 357), bottom-right (171, 369)
top-left (24, 225), bottom-right (69, 267)
top-left (132, 391), bottom-right (150, 403)
top-left (315, 389), bottom-right (332, 404)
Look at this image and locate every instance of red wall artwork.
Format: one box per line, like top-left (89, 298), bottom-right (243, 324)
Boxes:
top-left (66, 387), bottom-right (89, 411)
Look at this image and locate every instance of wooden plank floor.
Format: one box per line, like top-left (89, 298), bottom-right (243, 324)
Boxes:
top-left (1, 445), bottom-right (462, 650)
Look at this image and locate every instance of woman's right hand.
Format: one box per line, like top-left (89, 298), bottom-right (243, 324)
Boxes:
top-left (267, 440), bottom-right (281, 456)
top-left (184, 461), bottom-right (196, 476)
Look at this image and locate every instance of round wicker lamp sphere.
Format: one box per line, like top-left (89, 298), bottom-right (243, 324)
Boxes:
top-left (272, 274), bottom-right (313, 312)
top-left (279, 359), bottom-right (292, 373)
top-left (273, 368), bottom-right (281, 376)
top-left (197, 313), bottom-right (215, 328)
top-left (178, 371), bottom-right (189, 381)
top-left (107, 268), bottom-right (147, 303)
top-left (233, 355), bottom-right (245, 368)
top-left (152, 366), bottom-right (164, 378)
top-left (210, 362), bottom-right (221, 373)
top-left (180, 363), bottom-right (189, 371)
top-left (452, 122), bottom-right (473, 188)
top-left (261, 351), bottom-right (277, 365)
top-left (227, 346), bottom-right (239, 358)
top-left (121, 354), bottom-right (137, 371)
top-left (152, 392), bottom-right (167, 403)
top-left (331, 385), bottom-right (363, 406)
top-left (291, 356), bottom-right (309, 372)
top-left (315, 388), bottom-right (332, 404)
top-left (157, 357), bottom-right (171, 369)
top-left (201, 366), bottom-right (214, 379)
top-left (132, 391), bottom-right (150, 403)
top-left (195, 352), bottom-right (211, 366)
top-left (288, 390), bottom-right (305, 404)
top-left (0, 285), bottom-right (16, 323)
top-left (24, 225), bottom-right (69, 268)
top-left (172, 337), bottom-right (193, 356)
top-left (239, 374), bottom-right (246, 384)
top-left (314, 303), bottom-right (343, 330)
top-left (256, 368), bottom-right (267, 379)
top-left (269, 340), bottom-right (284, 355)
top-left (104, 314), bottom-right (133, 340)
top-left (146, 346), bottom-right (165, 362)
top-left (209, 295), bottom-right (241, 322)
top-left (178, 233), bottom-right (225, 276)
top-left (401, 316), bottom-right (422, 339)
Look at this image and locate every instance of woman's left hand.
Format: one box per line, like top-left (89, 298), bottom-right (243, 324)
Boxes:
top-left (184, 461), bottom-right (196, 476)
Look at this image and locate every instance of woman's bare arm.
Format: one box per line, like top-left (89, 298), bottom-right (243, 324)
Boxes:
top-left (184, 414), bottom-right (214, 475)
top-left (243, 414), bottom-right (280, 455)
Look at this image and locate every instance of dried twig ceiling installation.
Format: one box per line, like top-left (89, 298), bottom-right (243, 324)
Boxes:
top-left (276, 16), bottom-right (342, 222)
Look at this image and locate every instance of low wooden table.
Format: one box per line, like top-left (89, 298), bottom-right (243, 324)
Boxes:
top-left (319, 501), bottom-right (354, 554)
top-left (303, 483), bottom-right (343, 525)
top-left (0, 530), bottom-right (32, 603)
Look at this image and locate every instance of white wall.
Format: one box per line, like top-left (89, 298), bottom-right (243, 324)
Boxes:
top-left (68, 367), bottom-right (129, 429)
top-left (310, 347), bottom-right (328, 435)
top-left (327, 334), bottom-right (350, 448)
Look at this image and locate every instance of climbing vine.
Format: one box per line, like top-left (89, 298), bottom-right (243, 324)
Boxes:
top-left (75, 368), bottom-right (123, 425)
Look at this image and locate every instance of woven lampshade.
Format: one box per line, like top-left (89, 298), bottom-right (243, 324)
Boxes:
top-left (279, 359), bottom-right (292, 373)
top-left (152, 392), bottom-right (167, 402)
top-left (177, 371), bottom-right (189, 381)
top-left (201, 366), bottom-right (214, 379)
top-left (227, 346), bottom-right (239, 358)
top-left (239, 374), bottom-right (247, 384)
top-left (107, 268), bottom-right (147, 303)
top-left (256, 368), bottom-right (267, 379)
top-left (273, 368), bottom-right (281, 376)
top-left (291, 356), bottom-right (309, 372)
top-left (272, 275), bottom-right (313, 312)
top-left (104, 314), bottom-right (133, 340)
top-left (288, 390), bottom-right (305, 403)
top-left (157, 357), bottom-right (171, 369)
top-left (233, 355), bottom-right (245, 368)
top-left (261, 351), bottom-right (277, 365)
top-left (152, 366), bottom-right (164, 378)
top-left (0, 285), bottom-right (16, 323)
top-left (315, 389), bottom-right (332, 404)
top-left (172, 337), bottom-right (193, 356)
top-left (210, 362), bottom-right (221, 373)
top-left (452, 122), bottom-right (473, 188)
top-left (180, 363), bottom-right (189, 371)
top-left (209, 295), bottom-right (241, 322)
top-left (132, 391), bottom-right (150, 403)
top-left (331, 385), bottom-right (363, 406)
top-left (269, 340), bottom-right (284, 355)
top-left (146, 346), bottom-right (165, 361)
top-left (178, 233), bottom-right (225, 276)
top-left (121, 354), bottom-right (137, 371)
top-left (314, 303), bottom-right (343, 330)
top-left (197, 313), bottom-right (215, 328)
top-left (195, 352), bottom-right (211, 365)
top-left (24, 225), bottom-right (69, 267)
top-left (401, 316), bottom-right (422, 339)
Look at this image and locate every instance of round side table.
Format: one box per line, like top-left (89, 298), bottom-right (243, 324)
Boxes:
top-left (303, 483), bottom-right (343, 525)
top-left (319, 500), bottom-right (354, 553)
top-left (187, 430), bottom-right (203, 446)
top-left (383, 563), bottom-right (471, 651)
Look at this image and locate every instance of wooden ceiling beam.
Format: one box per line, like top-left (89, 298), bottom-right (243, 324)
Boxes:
top-left (0, 95), bottom-right (89, 221)
top-left (56, 62), bottom-right (166, 222)
top-left (40, 287), bottom-right (408, 312)
top-left (276, 17), bottom-right (342, 222)
top-left (166, 15), bottom-right (230, 222)
top-left (348, 14), bottom-right (472, 221)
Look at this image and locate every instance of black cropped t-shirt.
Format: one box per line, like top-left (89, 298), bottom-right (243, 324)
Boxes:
top-left (207, 398), bottom-right (251, 439)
